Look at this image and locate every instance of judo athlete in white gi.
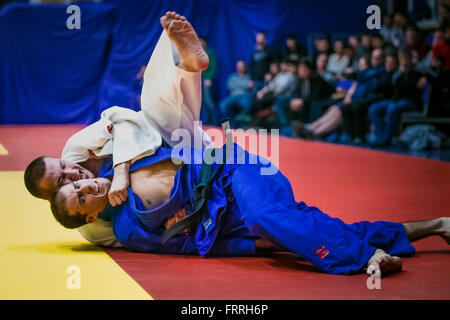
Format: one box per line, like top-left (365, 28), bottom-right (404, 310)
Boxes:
top-left (24, 12), bottom-right (212, 247)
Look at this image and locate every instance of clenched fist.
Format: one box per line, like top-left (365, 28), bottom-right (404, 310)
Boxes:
top-left (108, 161), bottom-right (131, 207)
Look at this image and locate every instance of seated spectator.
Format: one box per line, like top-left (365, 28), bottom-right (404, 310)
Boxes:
top-left (313, 36), bottom-right (332, 66)
top-left (439, 3), bottom-right (450, 25)
top-left (340, 48), bottom-right (396, 144)
top-left (250, 31), bottom-right (274, 91)
top-left (274, 59), bottom-right (335, 131)
top-left (368, 49), bottom-right (426, 146)
top-left (391, 12), bottom-right (408, 48)
top-left (431, 22), bottom-right (450, 71)
top-left (252, 59), bottom-right (297, 128)
top-left (380, 14), bottom-right (394, 45)
top-left (293, 49), bottom-right (394, 141)
top-left (199, 37), bottom-right (218, 125)
top-left (315, 53), bottom-right (334, 84)
top-left (265, 61), bottom-right (280, 83)
top-left (219, 60), bottom-right (254, 126)
top-left (341, 44), bottom-right (359, 78)
top-left (404, 24), bottom-right (431, 64)
top-left (279, 34), bottom-right (306, 64)
top-left (427, 23), bottom-right (450, 116)
top-left (415, 29), bottom-right (443, 75)
top-left (327, 39), bottom-right (350, 77)
top-left (360, 34), bottom-right (373, 56)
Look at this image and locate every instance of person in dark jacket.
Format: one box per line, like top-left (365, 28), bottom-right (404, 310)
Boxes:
top-left (368, 49), bottom-right (427, 146)
top-left (249, 32), bottom-right (274, 91)
top-left (340, 48), bottom-right (395, 144)
top-left (275, 59), bottom-right (334, 131)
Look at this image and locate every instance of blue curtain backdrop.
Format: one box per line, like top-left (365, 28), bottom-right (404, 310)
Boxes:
top-left (0, 0), bottom-right (374, 124)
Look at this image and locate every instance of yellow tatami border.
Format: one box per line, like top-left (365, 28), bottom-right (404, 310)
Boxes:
top-left (0, 171), bottom-right (151, 300)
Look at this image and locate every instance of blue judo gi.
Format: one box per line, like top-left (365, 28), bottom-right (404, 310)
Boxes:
top-left (98, 143), bottom-right (415, 275)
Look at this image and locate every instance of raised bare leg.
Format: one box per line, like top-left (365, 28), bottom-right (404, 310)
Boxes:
top-left (403, 217), bottom-right (450, 244)
top-left (160, 11), bottom-right (209, 72)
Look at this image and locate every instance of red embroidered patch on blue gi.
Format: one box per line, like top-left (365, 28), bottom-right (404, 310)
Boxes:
top-left (315, 246), bottom-right (329, 259)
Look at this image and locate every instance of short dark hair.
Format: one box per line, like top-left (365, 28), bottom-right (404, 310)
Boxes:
top-left (372, 34), bottom-right (383, 40)
top-left (24, 156), bottom-right (49, 199)
top-left (287, 33), bottom-right (297, 40)
top-left (50, 191), bottom-right (86, 229)
top-left (298, 58), bottom-right (313, 70)
top-left (398, 48), bottom-right (413, 60)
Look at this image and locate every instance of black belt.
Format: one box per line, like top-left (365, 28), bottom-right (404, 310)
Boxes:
top-left (161, 119), bottom-right (232, 245)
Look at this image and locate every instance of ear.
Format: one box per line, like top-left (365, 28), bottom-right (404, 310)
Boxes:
top-left (85, 214), bottom-right (97, 224)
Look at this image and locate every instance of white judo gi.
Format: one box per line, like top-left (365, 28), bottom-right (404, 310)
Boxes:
top-left (61, 30), bottom-right (212, 247)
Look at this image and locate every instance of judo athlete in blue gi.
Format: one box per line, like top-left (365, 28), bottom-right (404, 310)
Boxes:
top-left (50, 141), bottom-right (450, 277)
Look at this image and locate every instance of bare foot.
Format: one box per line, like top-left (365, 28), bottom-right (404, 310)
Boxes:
top-left (439, 217), bottom-right (450, 244)
top-left (160, 11), bottom-right (209, 72)
top-left (366, 249), bottom-right (402, 277)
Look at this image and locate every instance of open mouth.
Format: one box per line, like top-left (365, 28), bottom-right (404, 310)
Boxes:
top-left (94, 180), bottom-right (100, 193)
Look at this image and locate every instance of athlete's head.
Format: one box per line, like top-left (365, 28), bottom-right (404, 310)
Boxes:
top-left (50, 178), bottom-right (111, 229)
top-left (24, 156), bottom-right (95, 200)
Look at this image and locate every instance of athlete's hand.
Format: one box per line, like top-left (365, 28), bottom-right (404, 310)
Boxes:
top-left (108, 161), bottom-right (131, 207)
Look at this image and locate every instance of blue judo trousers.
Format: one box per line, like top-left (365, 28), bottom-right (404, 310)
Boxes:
top-left (99, 143), bottom-right (415, 275)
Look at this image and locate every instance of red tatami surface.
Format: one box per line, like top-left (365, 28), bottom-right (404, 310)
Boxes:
top-left (1, 125), bottom-right (449, 299)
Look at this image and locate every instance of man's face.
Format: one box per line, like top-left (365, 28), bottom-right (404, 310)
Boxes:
top-left (286, 38), bottom-right (296, 49)
top-left (334, 41), bottom-right (344, 54)
top-left (444, 28), bottom-right (450, 41)
top-left (348, 36), bottom-right (358, 48)
top-left (385, 56), bottom-right (398, 72)
top-left (40, 157), bottom-right (95, 199)
top-left (316, 53), bottom-right (328, 70)
top-left (298, 64), bottom-right (311, 79)
top-left (361, 35), bottom-right (371, 48)
top-left (256, 33), bottom-right (266, 46)
top-left (58, 178), bottom-right (111, 223)
top-left (371, 49), bottom-right (384, 67)
top-left (236, 60), bottom-right (246, 74)
top-left (399, 53), bottom-right (412, 71)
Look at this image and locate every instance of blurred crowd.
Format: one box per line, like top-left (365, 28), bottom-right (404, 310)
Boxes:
top-left (200, 7), bottom-right (450, 149)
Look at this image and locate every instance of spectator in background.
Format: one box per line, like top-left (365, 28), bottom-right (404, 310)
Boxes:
top-left (368, 50), bottom-right (426, 146)
top-left (316, 53), bottom-right (334, 84)
top-left (327, 39), bottom-right (349, 78)
top-left (431, 22), bottom-right (450, 71)
top-left (371, 34), bottom-right (385, 50)
top-left (252, 59), bottom-right (297, 128)
top-left (265, 61), bottom-right (280, 83)
top-left (340, 48), bottom-right (395, 144)
top-left (391, 12), bottom-right (408, 48)
top-left (250, 31), bottom-right (274, 91)
top-left (313, 36), bottom-right (332, 66)
top-left (199, 37), bottom-right (218, 125)
top-left (275, 59), bottom-right (334, 132)
top-left (380, 14), bottom-right (394, 44)
top-left (360, 34), bottom-right (373, 57)
top-left (219, 60), bottom-right (254, 127)
top-left (293, 49), bottom-right (393, 142)
top-left (280, 34), bottom-right (306, 64)
top-left (404, 24), bottom-right (431, 64)
top-left (439, 3), bottom-right (450, 25)
top-left (428, 23), bottom-right (450, 116)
